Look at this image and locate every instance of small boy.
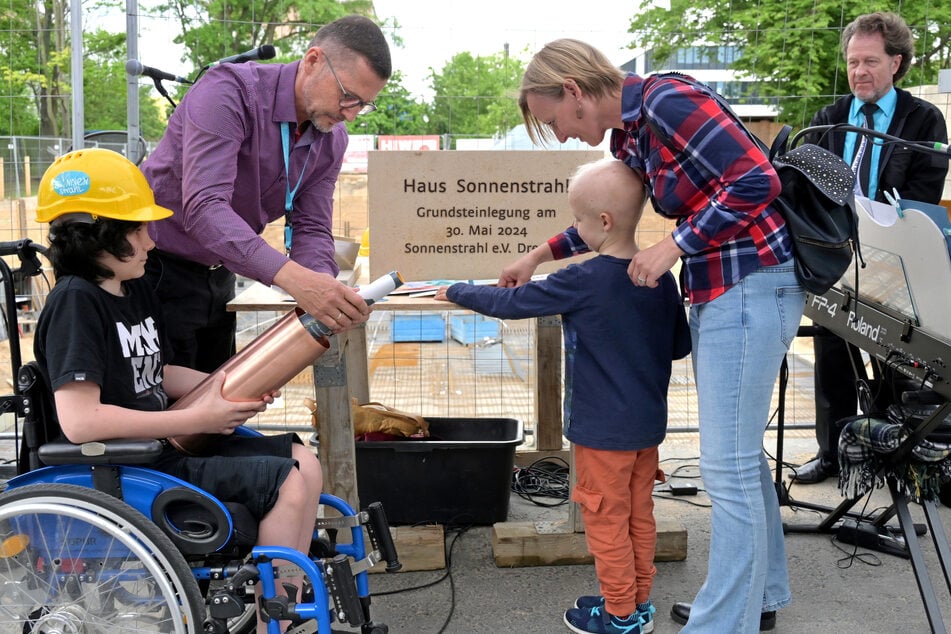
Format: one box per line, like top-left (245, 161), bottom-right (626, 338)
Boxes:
top-left (435, 158), bottom-right (690, 634)
top-left (33, 149), bottom-right (323, 634)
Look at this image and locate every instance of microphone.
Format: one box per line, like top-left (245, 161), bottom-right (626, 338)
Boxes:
top-left (125, 59), bottom-right (192, 84)
top-left (209, 44), bottom-right (276, 66)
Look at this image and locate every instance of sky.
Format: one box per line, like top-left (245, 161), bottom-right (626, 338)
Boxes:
top-left (369, 0), bottom-right (643, 99)
top-left (104, 1), bottom-right (645, 99)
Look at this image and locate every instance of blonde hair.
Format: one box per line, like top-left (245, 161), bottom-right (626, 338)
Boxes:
top-left (568, 158), bottom-right (645, 230)
top-left (518, 39), bottom-right (625, 145)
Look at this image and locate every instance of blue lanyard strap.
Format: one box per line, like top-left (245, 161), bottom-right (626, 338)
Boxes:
top-left (281, 121), bottom-right (310, 253)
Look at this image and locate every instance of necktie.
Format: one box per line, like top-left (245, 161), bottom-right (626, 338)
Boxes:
top-left (851, 102), bottom-right (878, 197)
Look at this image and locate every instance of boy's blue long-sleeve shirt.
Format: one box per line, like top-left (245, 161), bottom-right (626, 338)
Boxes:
top-left (446, 255), bottom-right (690, 450)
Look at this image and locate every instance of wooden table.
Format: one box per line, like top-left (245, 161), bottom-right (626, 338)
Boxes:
top-left (227, 283), bottom-right (565, 508)
top-left (227, 282), bottom-right (689, 568)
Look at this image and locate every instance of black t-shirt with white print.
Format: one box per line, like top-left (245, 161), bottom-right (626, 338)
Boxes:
top-left (35, 275), bottom-right (171, 413)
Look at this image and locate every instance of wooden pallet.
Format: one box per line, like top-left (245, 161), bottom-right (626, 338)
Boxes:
top-left (492, 518), bottom-right (687, 567)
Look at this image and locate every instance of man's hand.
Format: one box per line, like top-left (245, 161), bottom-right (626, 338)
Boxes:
top-left (273, 260), bottom-right (371, 331)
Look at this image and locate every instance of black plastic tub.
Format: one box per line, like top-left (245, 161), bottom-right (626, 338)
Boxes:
top-left (355, 417), bottom-right (524, 526)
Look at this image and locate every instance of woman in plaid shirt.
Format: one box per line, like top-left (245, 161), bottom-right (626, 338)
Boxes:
top-left (506, 39), bottom-right (806, 634)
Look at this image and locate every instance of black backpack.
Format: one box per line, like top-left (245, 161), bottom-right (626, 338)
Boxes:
top-left (767, 128), bottom-right (861, 294)
top-left (644, 72), bottom-right (861, 295)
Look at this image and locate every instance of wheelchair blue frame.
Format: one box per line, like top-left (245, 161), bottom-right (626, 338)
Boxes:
top-left (0, 239), bottom-right (397, 634)
top-left (7, 464), bottom-right (235, 543)
top-left (3, 454), bottom-right (383, 634)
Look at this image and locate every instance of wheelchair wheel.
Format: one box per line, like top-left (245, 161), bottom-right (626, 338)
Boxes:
top-left (0, 483), bottom-right (205, 633)
top-left (226, 603), bottom-right (256, 634)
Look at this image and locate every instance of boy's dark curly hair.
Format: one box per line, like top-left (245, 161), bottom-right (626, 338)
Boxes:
top-left (47, 217), bottom-right (141, 283)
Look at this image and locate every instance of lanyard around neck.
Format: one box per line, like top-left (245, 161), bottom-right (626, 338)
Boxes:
top-left (281, 121), bottom-right (310, 253)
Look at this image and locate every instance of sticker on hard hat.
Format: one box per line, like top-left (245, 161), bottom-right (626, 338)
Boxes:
top-left (52, 171), bottom-right (91, 197)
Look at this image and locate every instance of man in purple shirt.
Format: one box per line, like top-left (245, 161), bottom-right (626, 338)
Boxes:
top-left (141, 15), bottom-right (391, 372)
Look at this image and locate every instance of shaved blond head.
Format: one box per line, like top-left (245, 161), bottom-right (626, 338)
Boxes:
top-left (568, 158), bottom-right (645, 232)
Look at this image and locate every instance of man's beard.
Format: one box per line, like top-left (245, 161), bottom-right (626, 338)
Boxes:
top-left (310, 111), bottom-right (340, 134)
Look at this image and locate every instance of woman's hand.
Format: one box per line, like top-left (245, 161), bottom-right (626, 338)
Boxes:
top-left (628, 234), bottom-right (684, 288)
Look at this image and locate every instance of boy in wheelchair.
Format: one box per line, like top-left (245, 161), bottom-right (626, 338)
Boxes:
top-left (31, 148), bottom-right (324, 633)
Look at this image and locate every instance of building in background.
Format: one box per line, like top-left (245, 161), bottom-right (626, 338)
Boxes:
top-left (624, 45), bottom-right (778, 120)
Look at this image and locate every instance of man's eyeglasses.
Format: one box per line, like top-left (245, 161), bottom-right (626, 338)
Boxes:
top-left (324, 53), bottom-right (377, 116)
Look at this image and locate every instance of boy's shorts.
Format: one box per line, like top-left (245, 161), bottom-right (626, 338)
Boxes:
top-left (152, 432), bottom-right (303, 520)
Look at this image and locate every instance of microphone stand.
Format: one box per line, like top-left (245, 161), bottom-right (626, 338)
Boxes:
top-left (136, 45), bottom-right (277, 106)
top-left (792, 123), bottom-right (951, 157)
top-left (777, 130), bottom-right (949, 548)
top-left (151, 77), bottom-right (178, 109)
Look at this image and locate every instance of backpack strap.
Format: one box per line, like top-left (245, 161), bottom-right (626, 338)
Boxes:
top-left (644, 117), bottom-right (677, 153)
top-left (769, 125), bottom-right (793, 161)
top-left (644, 72), bottom-right (769, 155)
top-left (646, 74), bottom-right (864, 296)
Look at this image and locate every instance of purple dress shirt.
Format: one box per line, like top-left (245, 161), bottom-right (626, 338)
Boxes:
top-left (142, 60), bottom-right (345, 285)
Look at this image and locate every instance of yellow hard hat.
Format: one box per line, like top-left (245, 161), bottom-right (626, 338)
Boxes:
top-left (36, 148), bottom-right (173, 224)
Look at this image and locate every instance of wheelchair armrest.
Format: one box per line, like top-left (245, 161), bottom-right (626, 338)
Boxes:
top-left (38, 439), bottom-right (165, 465)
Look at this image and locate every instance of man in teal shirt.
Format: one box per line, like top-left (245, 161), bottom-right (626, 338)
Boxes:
top-left (793, 11), bottom-right (948, 484)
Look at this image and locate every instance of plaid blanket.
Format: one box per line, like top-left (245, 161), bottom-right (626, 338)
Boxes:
top-left (837, 411), bottom-right (951, 502)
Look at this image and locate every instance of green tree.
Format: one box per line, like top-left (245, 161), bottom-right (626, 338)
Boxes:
top-left (0, 0), bottom-right (69, 136)
top-left (347, 70), bottom-right (432, 136)
top-left (0, 1), bottom-right (168, 140)
top-left (154, 0), bottom-right (374, 69)
top-left (428, 50), bottom-right (525, 148)
top-left (628, 0), bottom-right (951, 125)
top-left (84, 30), bottom-right (167, 140)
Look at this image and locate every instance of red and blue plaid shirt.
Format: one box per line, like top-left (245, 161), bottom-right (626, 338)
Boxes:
top-left (548, 73), bottom-right (793, 304)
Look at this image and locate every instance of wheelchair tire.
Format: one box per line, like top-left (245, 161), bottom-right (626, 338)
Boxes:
top-left (226, 603), bottom-right (257, 634)
top-left (0, 483), bottom-right (205, 633)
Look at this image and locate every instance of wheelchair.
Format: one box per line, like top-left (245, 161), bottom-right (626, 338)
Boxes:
top-left (0, 239), bottom-right (400, 634)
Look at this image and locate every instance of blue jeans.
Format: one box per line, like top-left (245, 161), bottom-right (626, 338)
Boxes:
top-left (681, 263), bottom-right (804, 634)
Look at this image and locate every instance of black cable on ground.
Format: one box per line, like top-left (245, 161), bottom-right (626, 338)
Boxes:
top-left (511, 456), bottom-right (569, 507)
top-left (369, 522), bottom-right (470, 634)
top-left (831, 494), bottom-right (884, 569)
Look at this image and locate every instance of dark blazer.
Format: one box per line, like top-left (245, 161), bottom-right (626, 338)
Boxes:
top-left (808, 88), bottom-right (948, 204)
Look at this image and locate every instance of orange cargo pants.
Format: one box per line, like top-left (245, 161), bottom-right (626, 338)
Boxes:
top-left (571, 444), bottom-right (662, 618)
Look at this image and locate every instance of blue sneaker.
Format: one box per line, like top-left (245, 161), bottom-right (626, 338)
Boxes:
top-left (574, 595), bottom-right (605, 610)
top-left (564, 605), bottom-right (642, 634)
top-left (572, 597), bottom-right (655, 633)
top-left (635, 600), bottom-right (656, 634)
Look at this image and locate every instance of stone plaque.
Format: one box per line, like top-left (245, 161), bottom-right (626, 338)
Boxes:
top-left (367, 150), bottom-right (603, 281)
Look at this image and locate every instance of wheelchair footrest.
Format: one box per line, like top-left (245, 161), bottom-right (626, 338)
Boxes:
top-left (325, 554), bottom-right (366, 627)
top-left (365, 502), bottom-right (402, 572)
